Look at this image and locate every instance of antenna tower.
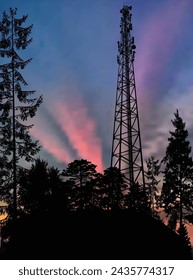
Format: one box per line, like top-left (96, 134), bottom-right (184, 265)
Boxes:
top-left (111, 5), bottom-right (145, 189)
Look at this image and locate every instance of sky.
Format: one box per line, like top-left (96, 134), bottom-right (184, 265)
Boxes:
top-left (1, 0), bottom-right (193, 246)
top-left (1, 0), bottom-right (193, 174)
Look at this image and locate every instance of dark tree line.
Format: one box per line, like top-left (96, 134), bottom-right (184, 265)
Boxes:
top-left (17, 158), bottom-right (129, 214)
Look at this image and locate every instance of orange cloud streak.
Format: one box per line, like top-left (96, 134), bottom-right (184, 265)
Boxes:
top-left (49, 96), bottom-right (104, 173)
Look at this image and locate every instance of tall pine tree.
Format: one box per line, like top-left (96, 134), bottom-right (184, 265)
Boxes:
top-left (160, 110), bottom-right (193, 230)
top-left (0, 8), bottom-right (42, 219)
top-left (62, 159), bottom-right (97, 210)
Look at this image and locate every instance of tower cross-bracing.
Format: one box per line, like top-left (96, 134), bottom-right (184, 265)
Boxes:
top-left (111, 5), bottom-right (145, 189)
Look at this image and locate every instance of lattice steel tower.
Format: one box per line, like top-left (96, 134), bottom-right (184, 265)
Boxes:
top-left (111, 5), bottom-right (145, 188)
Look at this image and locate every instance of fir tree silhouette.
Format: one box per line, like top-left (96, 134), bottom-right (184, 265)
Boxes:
top-left (0, 8), bottom-right (42, 221)
top-left (159, 110), bottom-right (193, 230)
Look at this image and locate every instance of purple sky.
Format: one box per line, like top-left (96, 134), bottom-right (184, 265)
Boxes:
top-left (1, 0), bottom-right (193, 174)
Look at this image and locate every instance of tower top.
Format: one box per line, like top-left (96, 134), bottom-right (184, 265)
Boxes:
top-left (120, 5), bottom-right (132, 13)
top-left (122, 0), bottom-right (131, 7)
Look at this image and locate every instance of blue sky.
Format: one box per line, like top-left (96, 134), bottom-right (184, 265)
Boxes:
top-left (1, 0), bottom-right (193, 174)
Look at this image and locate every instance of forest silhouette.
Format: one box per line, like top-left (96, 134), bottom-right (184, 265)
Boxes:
top-left (0, 157), bottom-right (193, 260)
top-left (0, 8), bottom-right (193, 260)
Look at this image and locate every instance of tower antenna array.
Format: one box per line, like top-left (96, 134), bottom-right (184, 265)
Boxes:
top-left (111, 5), bottom-right (145, 189)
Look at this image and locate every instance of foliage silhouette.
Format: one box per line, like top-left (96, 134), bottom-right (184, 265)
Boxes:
top-left (18, 158), bottom-right (49, 215)
top-left (0, 156), bottom-right (192, 260)
top-left (159, 110), bottom-right (193, 230)
top-left (102, 166), bottom-right (127, 210)
top-left (145, 156), bottom-right (161, 218)
top-left (18, 158), bottom-right (66, 215)
top-left (126, 181), bottom-right (149, 213)
top-left (0, 8), bottom-right (42, 219)
top-left (62, 159), bottom-right (98, 210)
top-left (177, 223), bottom-right (192, 259)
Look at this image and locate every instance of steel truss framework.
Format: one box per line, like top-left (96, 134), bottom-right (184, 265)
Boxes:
top-left (111, 5), bottom-right (145, 188)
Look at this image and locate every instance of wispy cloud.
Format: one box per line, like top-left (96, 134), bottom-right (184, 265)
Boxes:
top-left (47, 86), bottom-right (104, 173)
top-left (30, 110), bottom-right (73, 165)
top-left (136, 0), bottom-right (190, 97)
top-left (135, 0), bottom-right (193, 161)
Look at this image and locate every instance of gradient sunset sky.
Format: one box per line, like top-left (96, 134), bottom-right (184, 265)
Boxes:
top-left (1, 0), bottom-right (193, 247)
top-left (1, 0), bottom-right (193, 175)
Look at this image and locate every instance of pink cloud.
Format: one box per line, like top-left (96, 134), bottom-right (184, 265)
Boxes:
top-left (48, 92), bottom-right (104, 173)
